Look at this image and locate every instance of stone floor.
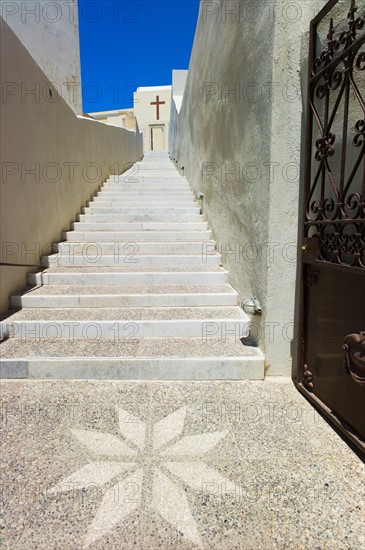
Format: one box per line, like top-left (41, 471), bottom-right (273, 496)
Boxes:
top-left (1, 378), bottom-right (364, 549)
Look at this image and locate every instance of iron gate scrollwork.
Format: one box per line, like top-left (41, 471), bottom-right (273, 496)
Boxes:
top-left (305, 0), bottom-right (365, 269)
top-left (299, 0), bottom-right (365, 456)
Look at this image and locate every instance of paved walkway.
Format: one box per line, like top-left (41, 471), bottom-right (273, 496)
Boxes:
top-left (1, 379), bottom-right (364, 549)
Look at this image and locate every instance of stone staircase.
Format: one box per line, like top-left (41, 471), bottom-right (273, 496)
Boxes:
top-left (0, 153), bottom-right (264, 379)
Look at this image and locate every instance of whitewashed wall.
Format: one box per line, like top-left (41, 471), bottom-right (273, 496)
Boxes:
top-left (1, 0), bottom-right (82, 114)
top-left (170, 0), bottom-right (327, 376)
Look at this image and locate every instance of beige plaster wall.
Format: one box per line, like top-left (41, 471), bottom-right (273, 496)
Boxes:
top-left (170, 0), bottom-right (326, 376)
top-left (0, 19), bottom-right (143, 313)
top-left (88, 110), bottom-right (136, 130)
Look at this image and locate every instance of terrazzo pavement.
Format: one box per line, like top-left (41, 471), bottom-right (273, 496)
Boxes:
top-left (1, 379), bottom-right (364, 549)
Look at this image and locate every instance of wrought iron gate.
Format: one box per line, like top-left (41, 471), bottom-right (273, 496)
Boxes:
top-left (297, 0), bottom-right (365, 453)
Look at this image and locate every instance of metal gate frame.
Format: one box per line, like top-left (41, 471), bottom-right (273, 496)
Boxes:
top-left (296, 0), bottom-right (365, 453)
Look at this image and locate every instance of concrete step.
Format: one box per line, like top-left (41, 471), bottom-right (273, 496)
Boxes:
top-left (11, 293), bottom-right (238, 309)
top-left (106, 175), bottom-right (189, 181)
top-left (90, 200), bottom-right (197, 207)
top-left (117, 163), bottom-right (182, 168)
top-left (122, 166), bottom-right (183, 171)
top-left (114, 173), bottom-right (188, 179)
top-left (130, 170), bottom-right (181, 173)
top-left (1, 317), bottom-right (250, 340)
top-left (37, 266), bottom-right (225, 272)
top-left (42, 253), bottom-right (221, 268)
top-left (104, 184), bottom-right (191, 190)
top-left (98, 189), bottom-right (193, 196)
top-left (94, 194), bottom-right (194, 201)
top-left (102, 180), bottom-right (188, 185)
top-left (119, 175), bottom-right (187, 181)
top-left (54, 242), bottom-right (215, 255)
top-left (27, 266), bottom-right (227, 286)
top-left (63, 231), bottom-right (212, 242)
top-left (96, 191), bottom-right (193, 199)
top-left (102, 190), bottom-right (192, 197)
top-left (78, 213), bottom-right (203, 222)
top-left (20, 282), bottom-right (232, 294)
top-left (28, 271), bottom-right (228, 285)
top-left (120, 165), bottom-right (184, 170)
top-left (4, 306), bottom-right (246, 321)
top-left (128, 165), bottom-right (180, 170)
top-left (85, 202), bottom-right (199, 209)
top-left (71, 222), bottom-right (209, 231)
top-left (97, 186), bottom-right (192, 193)
top-left (0, 338), bottom-right (264, 380)
top-left (11, 285), bottom-right (238, 308)
top-left (82, 206), bottom-right (200, 214)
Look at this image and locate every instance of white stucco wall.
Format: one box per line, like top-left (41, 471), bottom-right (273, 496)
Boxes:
top-left (172, 70), bottom-right (188, 111)
top-left (263, 0), bottom-right (327, 375)
top-left (169, 71), bottom-right (188, 161)
top-left (1, 0), bottom-right (82, 115)
top-left (170, 0), bottom-right (326, 376)
top-left (0, 18), bottom-right (143, 312)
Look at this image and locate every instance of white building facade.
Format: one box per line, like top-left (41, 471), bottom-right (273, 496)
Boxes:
top-left (133, 86), bottom-right (172, 152)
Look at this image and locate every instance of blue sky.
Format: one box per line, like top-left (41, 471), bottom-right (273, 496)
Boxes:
top-left (78, 0), bottom-right (200, 113)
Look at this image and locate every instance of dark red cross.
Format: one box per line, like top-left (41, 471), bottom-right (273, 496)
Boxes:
top-left (150, 95), bottom-right (165, 120)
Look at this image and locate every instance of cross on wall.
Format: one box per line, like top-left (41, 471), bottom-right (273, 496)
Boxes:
top-left (150, 95), bottom-right (165, 120)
